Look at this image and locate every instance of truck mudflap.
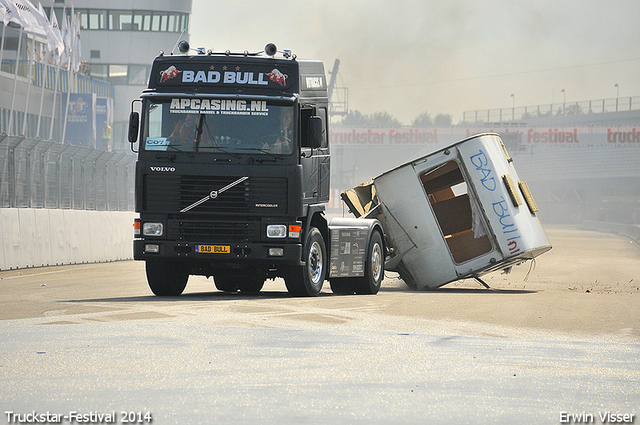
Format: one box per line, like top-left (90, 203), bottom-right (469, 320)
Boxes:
top-left (341, 133), bottom-right (552, 290)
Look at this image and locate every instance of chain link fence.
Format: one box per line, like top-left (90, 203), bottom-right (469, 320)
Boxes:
top-left (0, 134), bottom-right (135, 211)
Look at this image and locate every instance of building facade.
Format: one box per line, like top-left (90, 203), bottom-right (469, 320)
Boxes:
top-left (55, 0), bottom-right (192, 151)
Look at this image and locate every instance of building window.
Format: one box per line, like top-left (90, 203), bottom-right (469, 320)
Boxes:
top-left (128, 65), bottom-right (149, 85)
top-left (89, 64), bottom-right (108, 79)
top-left (90, 50), bottom-right (100, 59)
top-left (63, 9), bottom-right (189, 32)
top-left (88, 10), bottom-right (107, 30)
top-left (108, 64), bottom-right (128, 84)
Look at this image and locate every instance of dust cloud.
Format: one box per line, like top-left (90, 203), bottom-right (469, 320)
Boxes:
top-left (189, 0), bottom-right (640, 124)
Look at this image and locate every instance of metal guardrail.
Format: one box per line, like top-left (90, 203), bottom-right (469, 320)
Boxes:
top-left (463, 96), bottom-right (640, 123)
top-left (0, 134), bottom-right (135, 211)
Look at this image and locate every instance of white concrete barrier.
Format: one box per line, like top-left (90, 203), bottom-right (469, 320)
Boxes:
top-left (0, 208), bottom-right (136, 270)
top-left (582, 220), bottom-right (640, 244)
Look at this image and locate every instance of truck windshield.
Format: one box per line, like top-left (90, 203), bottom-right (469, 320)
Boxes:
top-left (141, 98), bottom-right (294, 155)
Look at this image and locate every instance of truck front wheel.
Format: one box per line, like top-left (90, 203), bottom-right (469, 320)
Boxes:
top-left (145, 260), bottom-right (189, 296)
top-left (285, 227), bottom-right (326, 296)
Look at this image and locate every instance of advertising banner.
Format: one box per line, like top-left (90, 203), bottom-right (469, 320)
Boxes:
top-left (330, 126), bottom-right (640, 148)
top-left (65, 93), bottom-right (96, 147)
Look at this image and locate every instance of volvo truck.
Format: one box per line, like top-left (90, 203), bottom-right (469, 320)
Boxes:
top-left (129, 42), bottom-right (384, 297)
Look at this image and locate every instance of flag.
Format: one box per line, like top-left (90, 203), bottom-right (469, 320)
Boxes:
top-left (41, 2), bottom-right (63, 58)
top-left (11, 0), bottom-right (47, 36)
top-left (71, 5), bottom-right (80, 72)
top-left (0, 0), bottom-right (24, 26)
top-left (60, 7), bottom-right (70, 66)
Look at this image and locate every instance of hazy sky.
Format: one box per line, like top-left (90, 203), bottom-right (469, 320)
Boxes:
top-left (190, 0), bottom-right (640, 124)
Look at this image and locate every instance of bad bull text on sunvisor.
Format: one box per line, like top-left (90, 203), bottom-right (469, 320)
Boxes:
top-left (157, 64), bottom-right (290, 88)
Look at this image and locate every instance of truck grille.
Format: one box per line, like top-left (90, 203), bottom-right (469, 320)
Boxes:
top-left (143, 174), bottom-right (288, 215)
top-left (167, 219), bottom-right (259, 242)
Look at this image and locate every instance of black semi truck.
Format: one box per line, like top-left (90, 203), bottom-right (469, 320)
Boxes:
top-left (129, 42), bottom-right (384, 297)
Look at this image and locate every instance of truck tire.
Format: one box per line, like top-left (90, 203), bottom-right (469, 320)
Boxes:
top-left (353, 230), bottom-right (384, 295)
top-left (237, 273), bottom-right (265, 294)
top-left (146, 260), bottom-right (189, 296)
top-left (330, 278), bottom-right (355, 295)
top-left (214, 275), bottom-right (238, 293)
top-left (285, 226), bottom-right (326, 296)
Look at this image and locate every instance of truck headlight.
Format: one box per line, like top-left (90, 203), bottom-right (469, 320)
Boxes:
top-left (143, 222), bottom-right (163, 236)
top-left (266, 224), bottom-right (287, 238)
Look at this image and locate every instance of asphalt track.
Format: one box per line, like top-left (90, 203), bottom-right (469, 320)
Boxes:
top-left (1, 227), bottom-right (638, 424)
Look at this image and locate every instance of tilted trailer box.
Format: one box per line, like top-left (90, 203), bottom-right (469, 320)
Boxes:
top-left (342, 133), bottom-right (552, 290)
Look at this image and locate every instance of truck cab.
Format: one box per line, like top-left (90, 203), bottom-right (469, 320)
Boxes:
top-left (129, 43), bottom-right (384, 297)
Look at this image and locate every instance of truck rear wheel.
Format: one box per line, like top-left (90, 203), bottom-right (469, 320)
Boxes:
top-left (353, 230), bottom-right (384, 295)
top-left (237, 273), bottom-right (265, 294)
top-left (285, 227), bottom-right (326, 296)
top-left (145, 260), bottom-right (189, 296)
top-left (330, 278), bottom-right (355, 295)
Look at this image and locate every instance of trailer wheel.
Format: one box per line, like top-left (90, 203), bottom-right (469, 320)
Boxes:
top-left (145, 260), bottom-right (189, 296)
top-left (353, 230), bottom-right (384, 295)
top-left (213, 275), bottom-right (238, 293)
top-left (330, 278), bottom-right (355, 295)
top-left (285, 227), bottom-right (326, 296)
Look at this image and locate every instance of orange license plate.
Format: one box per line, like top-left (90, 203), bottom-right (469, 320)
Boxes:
top-left (195, 245), bottom-right (230, 254)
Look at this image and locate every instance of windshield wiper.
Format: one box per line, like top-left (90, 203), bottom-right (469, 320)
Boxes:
top-left (236, 147), bottom-right (286, 161)
top-left (155, 153), bottom-right (177, 162)
top-left (193, 119), bottom-right (241, 159)
top-left (198, 145), bottom-right (241, 158)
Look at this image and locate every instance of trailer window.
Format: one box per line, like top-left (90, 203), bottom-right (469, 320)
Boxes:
top-left (420, 161), bottom-right (492, 263)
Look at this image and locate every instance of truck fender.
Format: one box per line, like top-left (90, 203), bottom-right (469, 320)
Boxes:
top-left (328, 217), bottom-right (386, 269)
top-left (303, 205), bottom-right (328, 245)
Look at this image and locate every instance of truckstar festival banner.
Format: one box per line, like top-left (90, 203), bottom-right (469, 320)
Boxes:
top-left (330, 126), bottom-right (640, 148)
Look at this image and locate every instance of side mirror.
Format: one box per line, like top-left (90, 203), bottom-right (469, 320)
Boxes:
top-left (128, 111), bottom-right (139, 144)
top-left (308, 116), bottom-right (323, 149)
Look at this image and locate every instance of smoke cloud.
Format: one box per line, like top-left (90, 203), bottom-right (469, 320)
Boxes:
top-left (190, 0), bottom-right (640, 124)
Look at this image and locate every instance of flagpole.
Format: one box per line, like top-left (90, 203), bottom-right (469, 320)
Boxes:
top-left (48, 60), bottom-right (60, 140)
top-left (46, 1), bottom-right (63, 141)
top-left (36, 60), bottom-right (46, 138)
top-left (21, 34), bottom-right (36, 136)
top-left (61, 6), bottom-right (78, 145)
top-left (61, 14), bottom-right (71, 144)
top-left (8, 26), bottom-right (24, 135)
top-left (0, 24), bottom-right (6, 73)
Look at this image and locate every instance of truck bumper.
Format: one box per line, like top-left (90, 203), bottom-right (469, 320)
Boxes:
top-left (134, 239), bottom-right (302, 266)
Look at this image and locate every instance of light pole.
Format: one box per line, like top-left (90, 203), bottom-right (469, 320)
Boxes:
top-left (511, 93), bottom-right (515, 120)
top-left (561, 89), bottom-right (565, 114)
top-left (615, 83), bottom-right (619, 111)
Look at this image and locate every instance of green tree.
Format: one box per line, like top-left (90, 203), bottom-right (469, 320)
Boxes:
top-left (338, 110), bottom-right (369, 127)
top-left (433, 113), bottom-right (452, 126)
top-left (369, 111), bottom-right (402, 128)
top-left (412, 112), bottom-right (433, 127)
